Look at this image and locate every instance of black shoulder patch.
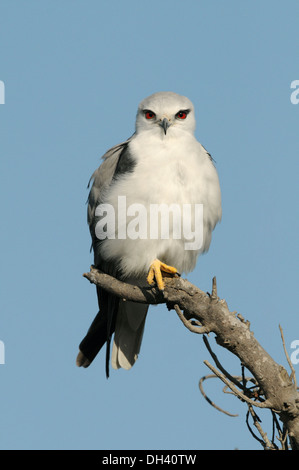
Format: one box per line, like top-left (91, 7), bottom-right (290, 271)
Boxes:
top-left (113, 143), bottom-right (136, 179)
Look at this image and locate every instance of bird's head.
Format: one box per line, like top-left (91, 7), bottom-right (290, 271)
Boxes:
top-left (135, 91), bottom-right (196, 137)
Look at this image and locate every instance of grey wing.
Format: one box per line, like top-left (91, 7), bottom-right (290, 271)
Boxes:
top-left (87, 136), bottom-right (135, 268)
top-left (78, 135), bottom-right (138, 377)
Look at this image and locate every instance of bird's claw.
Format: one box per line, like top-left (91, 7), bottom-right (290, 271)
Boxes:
top-left (147, 259), bottom-right (179, 291)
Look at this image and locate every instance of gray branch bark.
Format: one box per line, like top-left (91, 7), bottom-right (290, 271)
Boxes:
top-left (83, 266), bottom-right (299, 450)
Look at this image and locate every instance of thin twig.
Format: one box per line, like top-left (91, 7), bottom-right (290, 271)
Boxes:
top-left (279, 324), bottom-right (297, 389)
top-left (203, 360), bottom-right (272, 409)
top-left (276, 423), bottom-right (289, 451)
top-left (174, 304), bottom-right (209, 334)
top-left (246, 405), bottom-right (277, 450)
top-left (199, 375), bottom-right (238, 417)
top-left (211, 276), bottom-right (218, 299)
top-left (203, 335), bottom-right (245, 390)
top-left (245, 407), bottom-right (267, 448)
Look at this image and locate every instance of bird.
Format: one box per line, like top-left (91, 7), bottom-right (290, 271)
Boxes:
top-left (76, 91), bottom-right (222, 377)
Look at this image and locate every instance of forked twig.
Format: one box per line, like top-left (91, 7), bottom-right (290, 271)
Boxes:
top-left (203, 360), bottom-right (272, 409)
top-left (246, 405), bottom-right (278, 450)
top-left (202, 335), bottom-right (244, 390)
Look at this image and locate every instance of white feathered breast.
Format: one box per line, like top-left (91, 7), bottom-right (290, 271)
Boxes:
top-left (99, 131), bottom-right (221, 278)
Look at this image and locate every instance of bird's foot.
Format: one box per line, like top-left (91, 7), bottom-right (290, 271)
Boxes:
top-left (147, 259), bottom-right (180, 291)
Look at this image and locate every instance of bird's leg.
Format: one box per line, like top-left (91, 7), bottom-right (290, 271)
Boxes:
top-left (147, 259), bottom-right (180, 291)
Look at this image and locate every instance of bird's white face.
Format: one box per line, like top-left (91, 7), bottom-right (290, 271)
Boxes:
top-left (135, 91), bottom-right (196, 137)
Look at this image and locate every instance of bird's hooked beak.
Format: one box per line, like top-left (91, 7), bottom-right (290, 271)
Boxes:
top-left (159, 117), bottom-right (171, 135)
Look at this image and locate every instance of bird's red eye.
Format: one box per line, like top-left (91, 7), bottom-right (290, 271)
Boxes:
top-left (176, 111), bottom-right (187, 119)
top-left (145, 110), bottom-right (156, 120)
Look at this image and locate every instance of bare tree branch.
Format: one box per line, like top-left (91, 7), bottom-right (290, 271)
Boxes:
top-left (83, 266), bottom-right (299, 450)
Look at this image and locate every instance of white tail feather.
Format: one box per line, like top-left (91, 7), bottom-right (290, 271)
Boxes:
top-left (112, 300), bottom-right (148, 370)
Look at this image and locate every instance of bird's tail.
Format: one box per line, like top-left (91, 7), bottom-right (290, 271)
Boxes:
top-left (111, 300), bottom-right (149, 370)
top-left (76, 286), bottom-right (118, 376)
top-left (76, 290), bottom-right (148, 374)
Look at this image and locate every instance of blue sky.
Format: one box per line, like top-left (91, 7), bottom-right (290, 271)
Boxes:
top-left (0, 1), bottom-right (298, 450)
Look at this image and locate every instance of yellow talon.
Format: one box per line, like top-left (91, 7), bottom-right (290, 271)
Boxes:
top-left (147, 259), bottom-right (179, 291)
